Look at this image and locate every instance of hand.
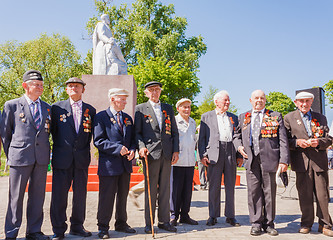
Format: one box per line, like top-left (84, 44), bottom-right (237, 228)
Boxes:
top-left (171, 152), bottom-right (179, 165)
top-left (120, 146), bottom-right (129, 156)
top-left (127, 150), bottom-right (135, 161)
top-left (309, 138), bottom-right (319, 148)
top-left (236, 158), bottom-right (244, 167)
top-left (238, 146), bottom-right (248, 159)
top-left (139, 148), bottom-right (149, 158)
top-left (279, 163), bottom-right (288, 172)
top-left (296, 139), bottom-right (311, 148)
top-left (201, 157), bottom-right (210, 167)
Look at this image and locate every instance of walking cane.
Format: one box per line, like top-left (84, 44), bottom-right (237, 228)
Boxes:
top-left (144, 155), bottom-right (155, 238)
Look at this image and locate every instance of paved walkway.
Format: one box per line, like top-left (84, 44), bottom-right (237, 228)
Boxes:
top-left (1, 170), bottom-right (333, 239)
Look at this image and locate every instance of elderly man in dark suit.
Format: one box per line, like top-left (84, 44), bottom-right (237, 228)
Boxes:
top-left (199, 90), bottom-right (242, 227)
top-left (94, 88), bottom-right (136, 239)
top-left (233, 89), bottom-right (289, 236)
top-left (1, 70), bottom-right (51, 240)
top-left (284, 91), bottom-right (333, 237)
top-left (135, 81), bottom-right (179, 234)
top-left (50, 77), bottom-right (96, 240)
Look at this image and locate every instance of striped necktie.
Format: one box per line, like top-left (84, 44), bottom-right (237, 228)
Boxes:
top-left (32, 101), bottom-right (41, 129)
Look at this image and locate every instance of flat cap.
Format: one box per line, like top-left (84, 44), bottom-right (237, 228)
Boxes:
top-left (23, 70), bottom-right (43, 82)
top-left (295, 91), bottom-right (314, 100)
top-left (144, 81), bottom-right (162, 89)
top-left (108, 88), bottom-right (129, 98)
top-left (65, 77), bottom-right (86, 86)
top-left (176, 98), bottom-right (192, 108)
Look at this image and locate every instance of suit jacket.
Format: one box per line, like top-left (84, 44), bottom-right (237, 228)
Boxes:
top-left (50, 99), bottom-right (96, 169)
top-left (233, 109), bottom-right (290, 172)
top-left (284, 110), bottom-right (332, 172)
top-left (198, 110), bottom-right (238, 164)
top-left (0, 96), bottom-right (51, 166)
top-left (135, 101), bottom-right (179, 160)
top-left (93, 108), bottom-right (135, 176)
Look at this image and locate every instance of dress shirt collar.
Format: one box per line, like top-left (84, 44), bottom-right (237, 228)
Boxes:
top-left (215, 109), bottom-right (228, 116)
top-left (24, 94), bottom-right (40, 105)
top-left (149, 100), bottom-right (161, 108)
top-left (109, 106), bottom-right (122, 116)
top-left (299, 110), bottom-right (312, 120)
top-left (70, 98), bottom-right (82, 107)
top-left (251, 108), bottom-right (265, 115)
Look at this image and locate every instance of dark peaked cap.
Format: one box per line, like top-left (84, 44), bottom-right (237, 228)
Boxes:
top-left (144, 81), bottom-right (162, 89)
top-left (23, 70), bottom-right (43, 82)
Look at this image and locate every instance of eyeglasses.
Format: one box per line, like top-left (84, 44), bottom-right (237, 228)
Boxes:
top-left (147, 87), bottom-right (162, 93)
top-left (27, 82), bottom-right (43, 88)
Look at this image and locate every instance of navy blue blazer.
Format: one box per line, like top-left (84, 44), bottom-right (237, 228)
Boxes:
top-left (93, 108), bottom-right (135, 176)
top-left (51, 99), bottom-right (96, 169)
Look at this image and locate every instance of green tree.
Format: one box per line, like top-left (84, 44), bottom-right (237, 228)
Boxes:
top-left (265, 91), bottom-right (295, 116)
top-left (86, 0), bottom-right (206, 105)
top-left (324, 80), bottom-right (333, 107)
top-left (0, 33), bottom-right (89, 107)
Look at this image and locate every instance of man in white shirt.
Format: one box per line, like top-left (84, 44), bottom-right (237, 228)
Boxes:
top-left (170, 98), bottom-right (198, 226)
top-left (198, 90), bottom-right (242, 227)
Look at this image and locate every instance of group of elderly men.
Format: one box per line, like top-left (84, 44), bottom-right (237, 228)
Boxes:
top-left (1, 69), bottom-right (332, 240)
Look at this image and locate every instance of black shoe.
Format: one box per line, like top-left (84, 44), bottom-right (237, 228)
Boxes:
top-left (5, 238), bottom-right (16, 240)
top-left (69, 228), bottom-right (92, 237)
top-left (115, 224), bottom-right (136, 233)
top-left (226, 217), bottom-right (240, 227)
top-left (158, 222), bottom-right (177, 232)
top-left (206, 217), bottom-right (217, 226)
top-left (250, 227), bottom-right (261, 236)
top-left (97, 230), bottom-right (109, 239)
top-left (180, 217), bottom-right (198, 225)
top-left (170, 219), bottom-right (178, 226)
top-left (144, 225), bottom-right (152, 234)
top-left (265, 226), bottom-right (278, 236)
top-left (26, 232), bottom-right (50, 240)
top-left (51, 233), bottom-right (64, 240)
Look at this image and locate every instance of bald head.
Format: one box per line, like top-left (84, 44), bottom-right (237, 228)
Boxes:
top-left (250, 89), bottom-right (266, 111)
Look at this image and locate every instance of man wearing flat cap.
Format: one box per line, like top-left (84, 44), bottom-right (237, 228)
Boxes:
top-left (1, 70), bottom-right (51, 240)
top-left (50, 77), bottom-right (96, 239)
top-left (135, 81), bottom-right (179, 233)
top-left (93, 88), bottom-right (136, 239)
top-left (284, 91), bottom-right (333, 236)
top-left (170, 98), bottom-right (198, 227)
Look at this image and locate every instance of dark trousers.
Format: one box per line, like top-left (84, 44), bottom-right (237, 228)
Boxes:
top-left (171, 166), bottom-right (194, 220)
top-left (50, 165), bottom-right (88, 234)
top-left (5, 164), bottom-right (48, 238)
top-left (296, 161), bottom-right (332, 229)
top-left (246, 155), bottom-right (276, 228)
top-left (97, 172), bottom-right (130, 231)
top-left (208, 141), bottom-right (236, 218)
top-left (143, 154), bottom-right (171, 225)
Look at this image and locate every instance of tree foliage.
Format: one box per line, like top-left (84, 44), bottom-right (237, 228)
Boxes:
top-left (265, 91), bottom-right (295, 116)
top-left (0, 33), bottom-right (89, 107)
top-left (86, 0), bottom-right (207, 106)
top-left (324, 79), bottom-right (333, 107)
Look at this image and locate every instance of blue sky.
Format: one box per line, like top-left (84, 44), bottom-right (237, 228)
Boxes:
top-left (0, 0), bottom-right (332, 124)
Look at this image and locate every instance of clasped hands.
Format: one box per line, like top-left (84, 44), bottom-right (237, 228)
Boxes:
top-left (297, 138), bottom-right (319, 148)
top-left (139, 147), bottom-right (179, 165)
top-left (120, 146), bottom-right (134, 161)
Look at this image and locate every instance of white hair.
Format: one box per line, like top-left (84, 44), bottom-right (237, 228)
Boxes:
top-left (213, 90), bottom-right (229, 104)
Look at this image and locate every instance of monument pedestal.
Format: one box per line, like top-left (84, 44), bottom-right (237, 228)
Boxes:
top-left (82, 75), bottom-right (137, 165)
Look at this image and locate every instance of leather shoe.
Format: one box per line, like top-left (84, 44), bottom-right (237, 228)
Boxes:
top-left (319, 225), bottom-right (333, 237)
top-left (299, 227), bottom-right (311, 234)
top-left (250, 227), bottom-right (261, 236)
top-left (26, 232), bottom-right (50, 240)
top-left (97, 230), bottom-right (109, 239)
top-left (226, 217), bottom-right (240, 227)
top-left (51, 233), bottom-right (64, 240)
top-left (170, 219), bottom-right (178, 226)
top-left (265, 226), bottom-right (278, 236)
top-left (158, 222), bottom-right (177, 232)
top-left (144, 225), bottom-right (152, 234)
top-left (5, 238), bottom-right (16, 240)
top-left (115, 224), bottom-right (136, 233)
top-left (206, 217), bottom-right (217, 226)
top-left (180, 217), bottom-right (198, 225)
top-left (69, 228), bottom-right (92, 237)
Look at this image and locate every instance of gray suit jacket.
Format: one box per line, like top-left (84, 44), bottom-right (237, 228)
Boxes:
top-left (233, 109), bottom-right (290, 172)
top-left (0, 96), bottom-right (51, 166)
top-left (198, 110), bottom-right (238, 164)
top-left (134, 101), bottom-right (179, 160)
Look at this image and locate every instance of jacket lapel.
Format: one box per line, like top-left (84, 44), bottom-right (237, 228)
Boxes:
top-left (146, 101), bottom-right (160, 131)
top-left (19, 96), bottom-right (35, 129)
top-left (294, 110), bottom-right (310, 138)
top-left (39, 101), bottom-right (50, 131)
top-left (64, 99), bottom-right (76, 132)
top-left (106, 107), bottom-right (123, 134)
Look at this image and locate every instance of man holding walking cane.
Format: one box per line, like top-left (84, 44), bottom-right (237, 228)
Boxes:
top-left (134, 81), bottom-right (179, 234)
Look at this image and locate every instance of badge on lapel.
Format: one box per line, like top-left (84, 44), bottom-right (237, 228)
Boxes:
top-left (83, 109), bottom-right (92, 133)
top-left (19, 112), bottom-right (26, 122)
top-left (45, 108), bottom-right (51, 133)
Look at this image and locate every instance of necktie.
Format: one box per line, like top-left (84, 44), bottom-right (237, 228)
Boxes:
top-left (117, 112), bottom-right (123, 134)
top-left (252, 112), bottom-right (261, 156)
top-left (32, 101), bottom-right (41, 129)
top-left (303, 113), bottom-right (312, 137)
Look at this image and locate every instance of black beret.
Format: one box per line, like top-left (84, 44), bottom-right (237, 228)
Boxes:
top-left (144, 81), bottom-right (162, 89)
top-left (65, 77), bottom-right (86, 86)
top-left (23, 70), bottom-right (43, 82)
